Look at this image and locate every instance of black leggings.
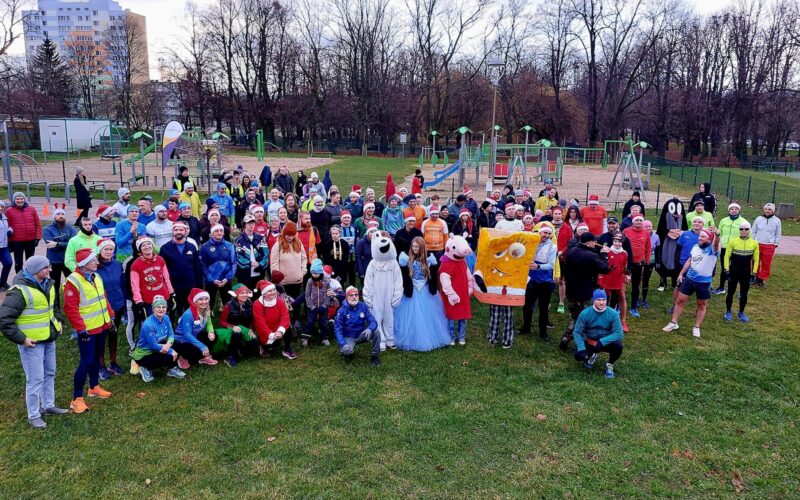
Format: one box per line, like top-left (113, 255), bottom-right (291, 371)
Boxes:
top-left (629, 262), bottom-right (644, 307)
top-left (717, 248), bottom-right (728, 289)
top-left (726, 271), bottom-right (751, 313)
top-left (283, 283), bottom-right (303, 323)
top-left (10, 240), bottom-right (37, 273)
top-left (642, 264), bottom-right (655, 301)
top-left (173, 330), bottom-right (213, 364)
top-left (206, 282), bottom-right (232, 311)
top-left (136, 352), bottom-right (176, 370)
top-left (50, 263), bottom-right (71, 307)
top-left (522, 281), bottom-right (553, 337)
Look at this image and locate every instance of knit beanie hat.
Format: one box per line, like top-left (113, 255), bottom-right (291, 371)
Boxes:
top-left (24, 255), bottom-right (50, 274)
top-left (13, 192), bottom-right (26, 201)
top-left (580, 232), bottom-right (596, 243)
top-left (270, 270), bottom-right (285, 284)
top-left (152, 295), bottom-right (168, 308)
top-left (310, 258), bottom-right (324, 275)
top-left (592, 289), bottom-right (607, 301)
top-left (118, 187), bottom-right (130, 198)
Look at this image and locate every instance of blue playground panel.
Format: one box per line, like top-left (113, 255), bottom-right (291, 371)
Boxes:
top-left (423, 160), bottom-right (461, 188)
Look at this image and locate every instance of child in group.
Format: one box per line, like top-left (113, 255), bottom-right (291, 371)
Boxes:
top-left (217, 284), bottom-right (260, 367)
top-left (303, 259), bottom-right (335, 347)
top-left (598, 233), bottom-right (630, 333)
top-left (338, 210), bottom-right (357, 285)
top-left (395, 237), bottom-right (451, 351)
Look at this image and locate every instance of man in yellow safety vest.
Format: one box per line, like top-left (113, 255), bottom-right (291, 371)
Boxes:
top-left (0, 256), bottom-right (66, 429)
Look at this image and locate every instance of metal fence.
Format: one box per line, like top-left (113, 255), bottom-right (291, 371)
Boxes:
top-left (643, 155), bottom-right (799, 209)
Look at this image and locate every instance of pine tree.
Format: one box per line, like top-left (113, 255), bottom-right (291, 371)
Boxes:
top-left (29, 37), bottom-right (73, 114)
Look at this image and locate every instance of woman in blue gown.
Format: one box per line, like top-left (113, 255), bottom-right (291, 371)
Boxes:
top-left (394, 237), bottom-right (452, 351)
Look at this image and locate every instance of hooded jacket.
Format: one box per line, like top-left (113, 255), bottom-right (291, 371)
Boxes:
top-left (563, 243), bottom-right (610, 302)
top-left (689, 183), bottom-right (717, 214)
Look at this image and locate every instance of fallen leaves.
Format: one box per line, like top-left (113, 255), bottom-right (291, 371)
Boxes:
top-left (536, 414), bottom-right (547, 421)
top-left (136, 392), bottom-right (147, 398)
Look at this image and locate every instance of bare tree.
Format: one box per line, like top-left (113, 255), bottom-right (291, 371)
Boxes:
top-left (64, 37), bottom-right (103, 118)
top-left (1, 0), bottom-right (27, 57)
top-left (104, 11), bottom-right (149, 128)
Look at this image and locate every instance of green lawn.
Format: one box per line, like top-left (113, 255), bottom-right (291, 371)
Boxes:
top-left (0, 257), bottom-right (797, 496)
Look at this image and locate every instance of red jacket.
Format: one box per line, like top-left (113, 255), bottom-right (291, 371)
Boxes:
top-left (580, 206), bottom-right (607, 236)
top-left (252, 298), bottom-right (290, 345)
top-left (599, 250), bottom-right (628, 291)
top-left (63, 272), bottom-right (114, 334)
top-left (556, 223), bottom-right (573, 254)
top-left (623, 227), bottom-right (651, 265)
top-left (6, 204), bottom-right (42, 242)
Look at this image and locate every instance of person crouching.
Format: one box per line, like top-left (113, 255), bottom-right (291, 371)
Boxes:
top-left (132, 295), bottom-right (185, 382)
top-left (253, 279), bottom-right (297, 360)
top-left (572, 290), bottom-right (624, 379)
top-left (173, 288), bottom-right (218, 368)
top-left (334, 286), bottom-right (380, 366)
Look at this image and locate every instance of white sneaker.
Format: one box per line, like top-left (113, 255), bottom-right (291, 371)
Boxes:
top-left (167, 367), bottom-right (186, 379)
top-left (321, 339), bottom-right (331, 347)
top-left (301, 338), bottom-right (309, 348)
top-left (662, 322), bottom-right (679, 333)
top-left (130, 360), bottom-right (140, 375)
top-left (449, 340), bottom-right (456, 346)
top-left (692, 327), bottom-right (701, 338)
top-left (458, 339), bottom-right (466, 346)
top-left (657, 286), bottom-right (665, 292)
top-left (139, 366), bottom-right (153, 383)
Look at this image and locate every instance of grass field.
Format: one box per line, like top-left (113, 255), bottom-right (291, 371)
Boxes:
top-left (0, 253), bottom-right (798, 496)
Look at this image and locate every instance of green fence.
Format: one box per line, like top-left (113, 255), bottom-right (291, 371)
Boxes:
top-left (643, 154), bottom-right (799, 209)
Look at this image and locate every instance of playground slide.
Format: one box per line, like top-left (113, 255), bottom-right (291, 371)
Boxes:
top-left (423, 160), bottom-right (461, 189)
top-left (125, 142), bottom-right (156, 164)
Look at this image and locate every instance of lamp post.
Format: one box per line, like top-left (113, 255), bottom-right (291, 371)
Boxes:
top-left (487, 58), bottom-right (505, 184)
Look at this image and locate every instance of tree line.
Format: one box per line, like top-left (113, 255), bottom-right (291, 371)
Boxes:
top-left (2, 0), bottom-right (800, 161)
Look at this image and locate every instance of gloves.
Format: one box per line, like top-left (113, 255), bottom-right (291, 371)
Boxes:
top-left (341, 343), bottom-right (354, 356)
top-left (574, 350), bottom-right (588, 362)
top-left (398, 252), bottom-right (409, 266)
top-left (586, 340), bottom-right (601, 353)
top-left (134, 302), bottom-right (147, 323)
top-left (77, 330), bottom-right (89, 340)
top-left (361, 328), bottom-right (372, 340)
top-left (169, 294), bottom-right (177, 311)
top-left (426, 254), bottom-right (437, 267)
top-left (108, 323), bottom-right (117, 335)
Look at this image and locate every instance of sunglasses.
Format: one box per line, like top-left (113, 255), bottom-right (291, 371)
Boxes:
top-left (740, 228), bottom-right (750, 231)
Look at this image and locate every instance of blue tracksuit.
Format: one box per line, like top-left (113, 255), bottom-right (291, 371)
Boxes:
top-left (334, 301), bottom-right (378, 347)
top-left (199, 237), bottom-right (236, 282)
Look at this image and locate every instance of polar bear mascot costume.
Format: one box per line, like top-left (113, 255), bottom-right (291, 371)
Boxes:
top-left (363, 234), bottom-right (403, 350)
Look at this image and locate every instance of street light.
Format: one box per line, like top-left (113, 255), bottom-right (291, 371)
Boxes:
top-left (487, 58), bottom-right (505, 184)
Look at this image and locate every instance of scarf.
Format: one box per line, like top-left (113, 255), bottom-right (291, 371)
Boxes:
top-left (332, 239), bottom-right (343, 260)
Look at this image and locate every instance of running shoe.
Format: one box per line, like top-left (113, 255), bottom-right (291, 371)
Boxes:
top-left (198, 356), bottom-right (218, 366)
top-left (605, 363), bottom-right (615, 379)
top-left (640, 300), bottom-right (650, 309)
top-left (583, 353), bottom-right (598, 369)
top-left (88, 385), bottom-right (112, 398)
top-left (98, 367), bottom-right (111, 381)
top-left (108, 363), bottom-right (124, 376)
top-left (139, 366), bottom-right (154, 383)
top-left (177, 356), bottom-right (190, 370)
top-left (458, 339), bottom-right (466, 346)
top-left (282, 350), bottom-right (298, 360)
top-left (662, 322), bottom-right (679, 332)
top-left (224, 356), bottom-right (238, 367)
top-left (557, 304), bottom-right (565, 314)
top-left (321, 339), bottom-right (331, 347)
top-left (130, 360), bottom-right (140, 375)
top-left (167, 367), bottom-right (186, 379)
top-left (629, 308), bottom-right (640, 318)
top-left (712, 287), bottom-right (726, 295)
top-left (724, 311), bottom-right (732, 321)
top-left (692, 327), bottom-right (701, 338)
top-left (737, 312), bottom-right (750, 323)
top-left (70, 397), bottom-right (89, 414)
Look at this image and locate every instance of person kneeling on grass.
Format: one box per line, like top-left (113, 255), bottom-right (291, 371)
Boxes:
top-left (572, 289), bottom-right (624, 379)
top-left (217, 284), bottom-right (261, 366)
top-left (173, 288), bottom-right (218, 368)
top-left (334, 286), bottom-right (380, 366)
top-left (253, 279), bottom-right (297, 360)
top-left (133, 295), bottom-right (185, 382)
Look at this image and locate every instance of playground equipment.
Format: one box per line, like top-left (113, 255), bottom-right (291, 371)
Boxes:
top-left (93, 124), bottom-right (129, 158)
top-left (8, 154), bottom-right (44, 181)
top-left (605, 139), bottom-right (649, 202)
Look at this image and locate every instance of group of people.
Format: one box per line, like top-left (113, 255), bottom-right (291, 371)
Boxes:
top-left (0, 165), bottom-right (783, 428)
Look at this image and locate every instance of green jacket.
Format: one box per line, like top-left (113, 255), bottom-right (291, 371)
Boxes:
top-left (718, 216), bottom-right (749, 249)
top-left (64, 232), bottom-right (102, 272)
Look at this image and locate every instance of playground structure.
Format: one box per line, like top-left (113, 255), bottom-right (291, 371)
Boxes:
top-left (604, 138), bottom-right (651, 203)
top-left (93, 124), bottom-right (129, 158)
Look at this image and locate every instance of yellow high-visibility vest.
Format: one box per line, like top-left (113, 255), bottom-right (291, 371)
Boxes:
top-left (12, 284), bottom-right (61, 341)
top-left (65, 273), bottom-right (111, 331)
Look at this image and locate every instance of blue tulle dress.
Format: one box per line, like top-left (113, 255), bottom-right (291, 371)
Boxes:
top-left (394, 261), bottom-right (452, 351)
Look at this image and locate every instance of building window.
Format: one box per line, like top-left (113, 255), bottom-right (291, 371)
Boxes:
top-left (93, 10), bottom-right (98, 15)
top-left (94, 21), bottom-right (98, 25)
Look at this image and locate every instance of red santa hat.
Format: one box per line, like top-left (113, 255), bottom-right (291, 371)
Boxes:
top-left (75, 248), bottom-right (97, 268)
top-left (459, 207), bottom-right (471, 217)
top-left (363, 202), bottom-right (375, 210)
top-left (96, 204), bottom-right (115, 219)
top-left (352, 184), bottom-right (362, 194)
top-left (340, 210), bottom-right (351, 220)
top-left (270, 270), bottom-right (285, 284)
top-left (588, 194), bottom-right (600, 204)
top-left (96, 238), bottom-right (115, 254)
top-left (428, 205), bottom-right (440, 215)
top-left (577, 222), bottom-right (590, 232)
top-left (463, 186), bottom-right (473, 196)
top-left (188, 287), bottom-right (211, 322)
top-left (366, 219), bottom-right (380, 229)
top-left (135, 237), bottom-right (154, 251)
top-left (257, 279), bottom-right (276, 294)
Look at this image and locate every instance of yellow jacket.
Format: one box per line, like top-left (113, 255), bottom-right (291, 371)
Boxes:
top-left (724, 236), bottom-right (759, 272)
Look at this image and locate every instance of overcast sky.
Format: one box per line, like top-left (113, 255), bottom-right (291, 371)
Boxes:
top-left (8, 0), bottom-right (738, 80)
